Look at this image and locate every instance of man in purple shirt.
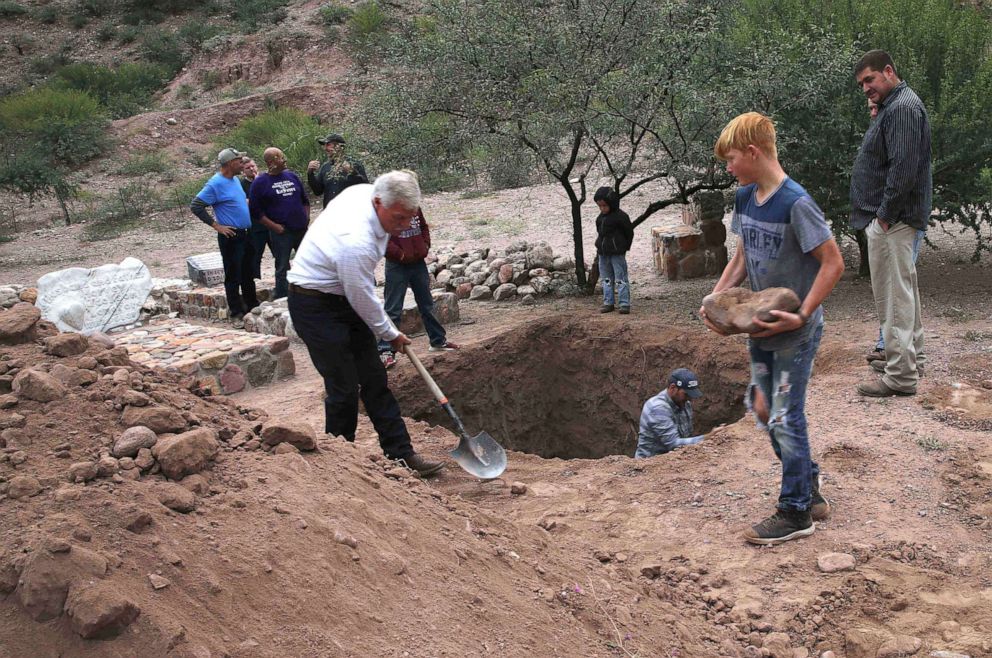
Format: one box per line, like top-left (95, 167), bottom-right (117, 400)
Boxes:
top-left (249, 147), bottom-right (311, 299)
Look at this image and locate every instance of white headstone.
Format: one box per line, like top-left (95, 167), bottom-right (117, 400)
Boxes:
top-left (36, 257), bottom-right (153, 333)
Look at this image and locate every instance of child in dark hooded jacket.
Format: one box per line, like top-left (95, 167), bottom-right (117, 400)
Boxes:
top-left (594, 187), bottom-right (634, 313)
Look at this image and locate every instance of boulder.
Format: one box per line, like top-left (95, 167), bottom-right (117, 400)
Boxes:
top-left (12, 369), bottom-right (67, 402)
top-left (121, 406), bottom-right (187, 434)
top-left (16, 545), bottom-right (108, 621)
top-left (64, 582), bottom-right (140, 639)
top-left (151, 428), bottom-right (219, 480)
top-left (875, 636), bottom-right (922, 658)
top-left (43, 333), bottom-right (89, 357)
top-left (493, 283), bottom-right (517, 301)
top-left (469, 285), bottom-right (492, 301)
top-left (113, 426), bottom-right (158, 458)
top-left (260, 421), bottom-right (317, 451)
top-left (155, 483), bottom-right (196, 513)
top-left (525, 242), bottom-right (554, 269)
top-left (761, 632), bottom-right (794, 658)
top-left (702, 287), bottom-right (802, 335)
top-left (0, 303), bottom-right (42, 344)
top-left (551, 256), bottom-right (574, 272)
top-left (68, 462), bottom-right (99, 483)
top-left (498, 264), bottom-right (514, 284)
top-left (455, 282), bottom-right (474, 300)
top-left (7, 475), bottom-right (42, 499)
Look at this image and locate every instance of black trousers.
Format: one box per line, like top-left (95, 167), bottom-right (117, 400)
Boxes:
top-left (249, 227), bottom-right (273, 280)
top-left (217, 230), bottom-right (258, 316)
top-left (288, 288), bottom-right (414, 459)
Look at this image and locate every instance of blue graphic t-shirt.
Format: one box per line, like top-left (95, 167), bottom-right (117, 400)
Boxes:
top-left (730, 177), bottom-right (832, 351)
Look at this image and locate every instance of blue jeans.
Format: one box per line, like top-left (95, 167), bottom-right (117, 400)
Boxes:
top-left (747, 324), bottom-right (823, 512)
top-left (876, 229), bottom-right (924, 350)
top-left (377, 260), bottom-right (447, 352)
top-left (270, 227), bottom-right (307, 300)
top-left (598, 253), bottom-right (630, 308)
top-left (217, 229), bottom-right (258, 316)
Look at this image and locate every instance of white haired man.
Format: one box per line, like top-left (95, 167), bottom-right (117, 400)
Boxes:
top-left (286, 170), bottom-right (443, 476)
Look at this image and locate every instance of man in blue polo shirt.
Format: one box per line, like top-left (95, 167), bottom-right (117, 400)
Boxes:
top-left (190, 148), bottom-right (259, 324)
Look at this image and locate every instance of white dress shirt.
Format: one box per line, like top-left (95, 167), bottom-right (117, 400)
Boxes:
top-left (287, 184), bottom-right (399, 341)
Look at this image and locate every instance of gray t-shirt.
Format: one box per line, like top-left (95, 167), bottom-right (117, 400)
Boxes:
top-left (730, 178), bottom-right (833, 351)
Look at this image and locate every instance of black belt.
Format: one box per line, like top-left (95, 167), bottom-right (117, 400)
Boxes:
top-left (289, 284), bottom-right (347, 302)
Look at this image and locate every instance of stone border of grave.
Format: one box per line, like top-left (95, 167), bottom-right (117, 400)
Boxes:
top-left (429, 240), bottom-right (581, 304)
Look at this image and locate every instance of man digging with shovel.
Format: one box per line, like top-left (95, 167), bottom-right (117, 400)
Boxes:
top-left (286, 170), bottom-right (444, 477)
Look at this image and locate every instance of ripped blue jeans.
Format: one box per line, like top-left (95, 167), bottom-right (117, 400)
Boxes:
top-left (747, 324), bottom-right (823, 512)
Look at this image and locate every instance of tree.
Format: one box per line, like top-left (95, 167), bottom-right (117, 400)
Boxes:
top-left (733, 0), bottom-right (992, 270)
top-left (357, 0), bottom-right (849, 285)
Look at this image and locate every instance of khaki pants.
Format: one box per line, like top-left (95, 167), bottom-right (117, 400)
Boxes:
top-left (867, 220), bottom-right (924, 392)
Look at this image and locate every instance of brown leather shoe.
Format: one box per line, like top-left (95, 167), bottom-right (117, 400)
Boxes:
top-left (857, 378), bottom-right (914, 397)
top-left (599, 304), bottom-right (614, 313)
top-left (401, 454), bottom-right (444, 477)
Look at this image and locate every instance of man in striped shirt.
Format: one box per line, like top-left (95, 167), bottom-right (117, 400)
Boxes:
top-left (286, 170), bottom-right (444, 476)
top-left (850, 50), bottom-right (931, 398)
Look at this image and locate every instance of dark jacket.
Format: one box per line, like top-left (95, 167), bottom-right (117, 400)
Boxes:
top-left (386, 209), bottom-right (431, 264)
top-left (307, 158), bottom-right (369, 207)
top-left (596, 209), bottom-right (634, 255)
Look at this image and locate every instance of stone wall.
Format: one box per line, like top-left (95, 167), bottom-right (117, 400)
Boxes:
top-left (113, 320), bottom-right (294, 395)
top-left (429, 240), bottom-right (580, 304)
top-left (152, 282), bottom-right (276, 321)
top-left (653, 191), bottom-right (729, 280)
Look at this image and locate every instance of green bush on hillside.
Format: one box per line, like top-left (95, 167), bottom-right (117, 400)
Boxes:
top-left (54, 62), bottom-right (171, 119)
top-left (0, 2), bottom-right (27, 18)
top-left (32, 5), bottom-right (57, 23)
top-left (319, 2), bottom-right (352, 25)
top-left (140, 28), bottom-right (187, 75)
top-left (232, 0), bottom-right (288, 32)
top-left (0, 87), bottom-right (108, 166)
top-left (218, 108), bottom-right (324, 174)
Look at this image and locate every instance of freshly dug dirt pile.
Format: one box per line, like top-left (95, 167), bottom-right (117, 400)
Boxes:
top-left (0, 309), bottom-right (741, 657)
top-left (390, 316), bottom-right (751, 459)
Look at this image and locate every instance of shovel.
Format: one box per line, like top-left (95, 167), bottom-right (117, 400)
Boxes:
top-left (404, 347), bottom-right (507, 479)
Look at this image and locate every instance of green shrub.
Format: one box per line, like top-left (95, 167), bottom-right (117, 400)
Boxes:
top-left (76, 0), bottom-right (114, 17)
top-left (140, 28), bottom-right (187, 75)
top-left (349, 1), bottom-right (386, 38)
top-left (28, 45), bottom-right (73, 77)
top-left (0, 2), bottom-right (27, 18)
top-left (117, 151), bottom-right (171, 176)
top-left (178, 22), bottom-right (225, 51)
top-left (232, 0), bottom-right (287, 32)
top-left (54, 62), bottom-right (171, 119)
top-left (218, 108), bottom-right (323, 174)
top-left (96, 21), bottom-right (116, 42)
top-left (32, 5), bottom-right (58, 23)
top-left (68, 13), bottom-right (88, 28)
top-left (319, 2), bottom-right (352, 25)
top-left (117, 24), bottom-right (141, 44)
top-left (0, 87), bottom-right (108, 165)
top-left (80, 183), bottom-right (161, 241)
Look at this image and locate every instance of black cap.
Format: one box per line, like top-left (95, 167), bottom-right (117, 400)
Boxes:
top-left (317, 133), bottom-right (346, 145)
top-left (669, 368), bottom-right (702, 398)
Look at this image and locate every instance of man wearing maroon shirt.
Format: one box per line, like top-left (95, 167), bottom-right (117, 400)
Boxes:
top-left (378, 208), bottom-right (459, 368)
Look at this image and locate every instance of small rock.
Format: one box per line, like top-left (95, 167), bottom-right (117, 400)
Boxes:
top-left (876, 636), bottom-right (922, 658)
top-left (68, 461), bottom-right (99, 483)
top-left (44, 333), bottom-right (89, 357)
top-left (12, 369), bottom-right (67, 402)
top-left (817, 553), bottom-right (856, 573)
top-left (260, 421), bottom-right (317, 451)
top-left (8, 475), bottom-right (42, 498)
top-left (156, 483), bottom-right (196, 513)
top-left (762, 632), bottom-right (793, 658)
top-left (148, 573), bottom-right (171, 590)
top-left (135, 448), bottom-right (155, 471)
top-left (122, 406), bottom-right (186, 434)
top-left (64, 583), bottom-right (140, 639)
top-left (125, 512), bottom-right (153, 533)
top-left (928, 652), bottom-right (971, 658)
top-left (273, 443), bottom-right (300, 455)
top-left (151, 428), bottom-right (219, 480)
top-left (510, 481), bottom-right (527, 495)
top-left (333, 530), bottom-right (358, 549)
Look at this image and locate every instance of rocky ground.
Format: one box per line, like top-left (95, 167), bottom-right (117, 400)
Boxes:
top-left (2, 175), bottom-right (992, 656)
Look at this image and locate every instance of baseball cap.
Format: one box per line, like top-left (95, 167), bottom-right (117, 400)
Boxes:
top-left (669, 368), bottom-right (702, 398)
top-left (217, 148), bottom-right (246, 165)
top-left (317, 133), bottom-right (346, 145)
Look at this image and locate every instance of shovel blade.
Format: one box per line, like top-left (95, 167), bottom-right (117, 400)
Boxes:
top-left (449, 431), bottom-right (507, 479)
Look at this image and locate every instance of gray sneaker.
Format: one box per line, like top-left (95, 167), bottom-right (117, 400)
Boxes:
top-left (743, 508), bottom-right (814, 545)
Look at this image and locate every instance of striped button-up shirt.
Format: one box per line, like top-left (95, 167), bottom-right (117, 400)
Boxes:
top-left (287, 184), bottom-right (399, 341)
top-left (850, 81), bottom-right (932, 231)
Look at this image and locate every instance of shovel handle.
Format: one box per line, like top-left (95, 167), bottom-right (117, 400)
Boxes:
top-left (404, 347), bottom-right (448, 405)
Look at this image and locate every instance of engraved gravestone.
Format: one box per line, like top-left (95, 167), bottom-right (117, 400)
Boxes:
top-left (36, 257), bottom-right (153, 333)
